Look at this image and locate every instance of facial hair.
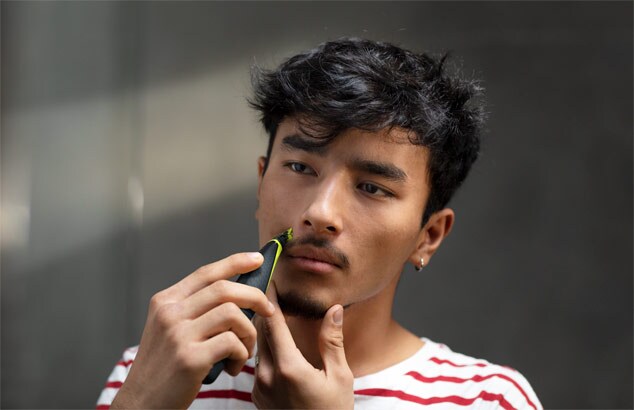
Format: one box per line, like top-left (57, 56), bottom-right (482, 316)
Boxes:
top-left (276, 290), bottom-right (329, 320)
top-left (276, 234), bottom-right (351, 319)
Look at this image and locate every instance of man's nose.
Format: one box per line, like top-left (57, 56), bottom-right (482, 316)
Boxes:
top-left (301, 177), bottom-right (344, 235)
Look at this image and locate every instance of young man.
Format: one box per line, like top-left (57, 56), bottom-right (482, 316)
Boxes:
top-left (98, 38), bottom-right (541, 409)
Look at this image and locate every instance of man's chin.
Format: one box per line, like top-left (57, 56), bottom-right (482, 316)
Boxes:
top-left (277, 291), bottom-right (329, 320)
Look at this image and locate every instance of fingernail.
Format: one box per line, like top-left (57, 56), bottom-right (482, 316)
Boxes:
top-left (248, 252), bottom-right (262, 261)
top-left (268, 301), bottom-right (275, 313)
top-left (333, 307), bottom-right (343, 325)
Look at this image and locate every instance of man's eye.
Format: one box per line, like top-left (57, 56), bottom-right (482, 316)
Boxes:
top-left (359, 182), bottom-right (393, 197)
top-left (286, 162), bottom-right (314, 175)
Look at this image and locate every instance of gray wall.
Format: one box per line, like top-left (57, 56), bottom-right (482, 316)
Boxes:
top-left (1, 1), bottom-right (631, 408)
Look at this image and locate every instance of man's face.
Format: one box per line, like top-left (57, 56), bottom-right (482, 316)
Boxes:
top-left (256, 117), bottom-right (431, 319)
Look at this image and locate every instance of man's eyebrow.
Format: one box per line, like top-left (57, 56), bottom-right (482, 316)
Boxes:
top-left (281, 134), bottom-right (407, 181)
top-left (352, 159), bottom-right (407, 182)
top-left (281, 134), bottom-right (329, 155)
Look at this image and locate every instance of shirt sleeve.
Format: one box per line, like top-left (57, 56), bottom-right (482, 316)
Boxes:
top-left (96, 346), bottom-right (138, 409)
top-left (507, 369), bottom-right (542, 410)
top-left (479, 366), bottom-right (543, 410)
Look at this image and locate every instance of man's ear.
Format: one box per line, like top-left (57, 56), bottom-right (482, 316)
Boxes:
top-left (256, 156), bottom-right (267, 200)
top-left (408, 208), bottom-right (455, 269)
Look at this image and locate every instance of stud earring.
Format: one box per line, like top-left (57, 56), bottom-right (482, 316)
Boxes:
top-left (415, 257), bottom-right (425, 272)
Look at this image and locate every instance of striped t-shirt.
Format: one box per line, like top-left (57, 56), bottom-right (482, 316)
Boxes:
top-left (97, 338), bottom-right (542, 409)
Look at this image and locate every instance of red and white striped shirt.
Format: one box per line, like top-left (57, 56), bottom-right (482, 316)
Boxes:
top-left (97, 338), bottom-right (541, 409)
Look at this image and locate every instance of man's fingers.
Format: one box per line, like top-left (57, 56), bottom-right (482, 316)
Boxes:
top-left (190, 302), bottom-right (257, 353)
top-left (176, 252), bottom-right (264, 297)
top-left (200, 331), bottom-right (250, 374)
top-left (319, 304), bottom-right (351, 378)
top-left (183, 279), bottom-right (275, 319)
top-left (261, 282), bottom-right (303, 366)
top-left (254, 316), bottom-right (274, 384)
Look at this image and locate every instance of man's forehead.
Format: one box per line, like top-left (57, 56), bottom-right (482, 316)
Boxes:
top-left (275, 117), bottom-right (420, 149)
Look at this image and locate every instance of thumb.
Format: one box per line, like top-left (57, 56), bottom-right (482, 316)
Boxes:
top-left (318, 304), bottom-right (349, 375)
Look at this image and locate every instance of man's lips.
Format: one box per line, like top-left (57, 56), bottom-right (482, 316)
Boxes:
top-left (286, 245), bottom-right (341, 272)
top-left (286, 257), bottom-right (338, 275)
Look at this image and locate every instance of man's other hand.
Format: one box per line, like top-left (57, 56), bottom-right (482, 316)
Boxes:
top-left (252, 282), bottom-right (354, 409)
top-left (111, 252), bottom-right (275, 409)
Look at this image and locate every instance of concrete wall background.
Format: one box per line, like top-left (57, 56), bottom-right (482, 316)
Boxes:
top-left (1, 2), bottom-right (631, 408)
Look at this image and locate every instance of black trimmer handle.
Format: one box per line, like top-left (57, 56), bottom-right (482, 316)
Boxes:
top-left (202, 229), bottom-right (291, 384)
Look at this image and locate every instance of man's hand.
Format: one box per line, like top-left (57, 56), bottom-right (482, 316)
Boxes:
top-left (111, 252), bottom-right (276, 410)
top-left (252, 282), bottom-right (354, 409)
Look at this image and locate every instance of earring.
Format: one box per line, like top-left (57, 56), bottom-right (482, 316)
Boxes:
top-left (415, 257), bottom-right (425, 272)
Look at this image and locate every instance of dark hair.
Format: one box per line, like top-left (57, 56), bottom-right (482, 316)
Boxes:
top-left (249, 37), bottom-right (485, 226)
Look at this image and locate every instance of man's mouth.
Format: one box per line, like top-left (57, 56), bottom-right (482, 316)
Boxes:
top-left (287, 246), bottom-right (342, 268)
top-left (284, 236), bottom-right (350, 274)
top-left (283, 237), bottom-right (349, 274)
top-left (286, 258), bottom-right (338, 275)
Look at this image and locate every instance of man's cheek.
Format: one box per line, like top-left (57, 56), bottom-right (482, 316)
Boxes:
top-left (260, 191), bottom-right (281, 219)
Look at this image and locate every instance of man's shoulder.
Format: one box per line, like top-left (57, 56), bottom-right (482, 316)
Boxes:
top-left (353, 338), bottom-right (542, 410)
top-left (421, 338), bottom-right (517, 374)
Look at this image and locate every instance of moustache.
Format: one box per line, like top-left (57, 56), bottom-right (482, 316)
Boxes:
top-left (284, 235), bottom-right (350, 270)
